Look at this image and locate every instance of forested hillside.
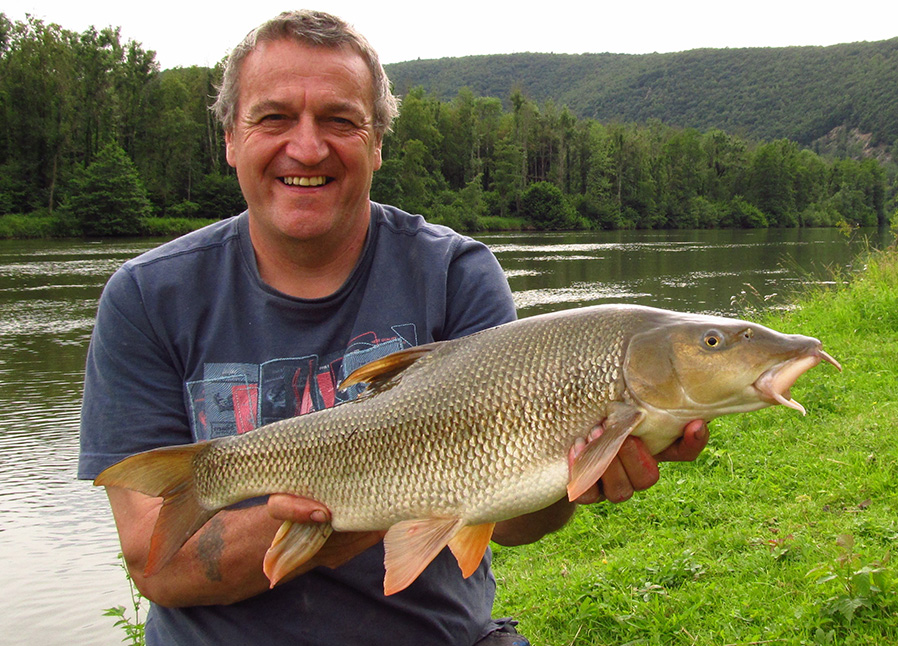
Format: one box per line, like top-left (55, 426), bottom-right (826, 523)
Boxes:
top-left (385, 39), bottom-right (898, 150)
top-left (0, 14), bottom-right (895, 236)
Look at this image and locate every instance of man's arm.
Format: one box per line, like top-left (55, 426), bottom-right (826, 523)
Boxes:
top-left (491, 420), bottom-right (709, 546)
top-left (107, 487), bottom-right (382, 607)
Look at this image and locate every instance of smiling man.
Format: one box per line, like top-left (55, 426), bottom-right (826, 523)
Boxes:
top-left (223, 36), bottom-right (383, 298)
top-left (79, 10), bottom-right (706, 646)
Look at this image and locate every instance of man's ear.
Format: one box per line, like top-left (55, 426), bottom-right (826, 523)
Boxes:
top-left (225, 129), bottom-right (236, 168)
top-left (373, 135), bottom-right (383, 172)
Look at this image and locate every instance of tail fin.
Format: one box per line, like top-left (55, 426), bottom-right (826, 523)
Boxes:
top-left (95, 443), bottom-right (217, 576)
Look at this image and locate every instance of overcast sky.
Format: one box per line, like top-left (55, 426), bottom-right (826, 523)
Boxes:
top-left (5, 1), bottom-right (897, 69)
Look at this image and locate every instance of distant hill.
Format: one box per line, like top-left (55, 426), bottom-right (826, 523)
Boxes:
top-left (385, 39), bottom-right (898, 151)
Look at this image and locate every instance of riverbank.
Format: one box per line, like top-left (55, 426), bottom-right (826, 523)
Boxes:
top-left (492, 246), bottom-right (898, 644)
top-left (0, 213), bottom-right (534, 239)
top-left (0, 213), bottom-right (220, 239)
top-left (2, 210), bottom-right (890, 240)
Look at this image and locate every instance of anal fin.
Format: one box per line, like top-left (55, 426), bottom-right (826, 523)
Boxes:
top-left (448, 522), bottom-right (495, 578)
top-left (567, 402), bottom-right (646, 501)
top-left (263, 520), bottom-right (334, 588)
top-left (383, 517), bottom-right (463, 595)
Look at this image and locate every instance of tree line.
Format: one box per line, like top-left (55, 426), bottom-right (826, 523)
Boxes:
top-left (0, 14), bottom-right (243, 235)
top-left (0, 14), bottom-right (894, 236)
top-left (375, 87), bottom-right (891, 232)
top-left (385, 40), bottom-right (898, 149)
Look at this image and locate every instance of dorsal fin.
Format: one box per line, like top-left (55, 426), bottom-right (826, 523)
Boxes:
top-left (339, 342), bottom-right (441, 393)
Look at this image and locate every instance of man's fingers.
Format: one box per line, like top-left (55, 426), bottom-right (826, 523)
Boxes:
top-left (267, 493), bottom-right (330, 524)
top-left (598, 456), bottom-right (634, 503)
top-left (616, 436), bottom-right (660, 492)
top-left (654, 420), bottom-right (709, 463)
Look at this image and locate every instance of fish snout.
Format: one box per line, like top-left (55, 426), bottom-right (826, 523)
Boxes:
top-left (753, 340), bottom-right (841, 414)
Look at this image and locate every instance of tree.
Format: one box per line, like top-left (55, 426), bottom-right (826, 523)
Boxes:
top-left (0, 16), bottom-right (77, 213)
top-left (63, 142), bottom-right (152, 235)
top-left (746, 140), bottom-right (800, 227)
top-left (192, 172), bottom-right (245, 219)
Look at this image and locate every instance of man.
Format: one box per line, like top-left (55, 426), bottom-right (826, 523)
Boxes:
top-left (79, 10), bottom-right (707, 645)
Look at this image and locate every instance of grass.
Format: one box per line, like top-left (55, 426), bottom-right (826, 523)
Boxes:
top-left (492, 245), bottom-right (898, 645)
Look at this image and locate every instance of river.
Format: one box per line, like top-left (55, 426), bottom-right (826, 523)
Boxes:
top-left (0, 226), bottom-right (891, 645)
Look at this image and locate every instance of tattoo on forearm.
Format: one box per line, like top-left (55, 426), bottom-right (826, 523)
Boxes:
top-left (196, 517), bottom-right (225, 582)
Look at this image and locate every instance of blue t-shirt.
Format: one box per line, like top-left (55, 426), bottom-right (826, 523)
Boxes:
top-left (79, 203), bottom-right (517, 645)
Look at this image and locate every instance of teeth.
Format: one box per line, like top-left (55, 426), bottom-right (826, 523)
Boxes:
top-left (282, 176), bottom-right (327, 187)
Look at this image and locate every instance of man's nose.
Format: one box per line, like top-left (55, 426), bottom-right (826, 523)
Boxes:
top-left (285, 118), bottom-right (328, 165)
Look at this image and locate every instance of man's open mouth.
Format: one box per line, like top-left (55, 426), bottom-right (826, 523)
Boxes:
top-left (281, 176), bottom-right (329, 187)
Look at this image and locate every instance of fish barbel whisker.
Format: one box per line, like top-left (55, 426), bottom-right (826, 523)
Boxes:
top-left (753, 347), bottom-right (841, 416)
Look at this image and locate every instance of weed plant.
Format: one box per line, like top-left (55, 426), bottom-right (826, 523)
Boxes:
top-left (104, 553), bottom-right (146, 646)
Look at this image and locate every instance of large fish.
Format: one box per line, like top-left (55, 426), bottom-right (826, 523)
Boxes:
top-left (95, 304), bottom-right (840, 595)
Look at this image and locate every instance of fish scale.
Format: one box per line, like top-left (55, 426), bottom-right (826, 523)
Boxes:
top-left (96, 303), bottom-right (840, 595)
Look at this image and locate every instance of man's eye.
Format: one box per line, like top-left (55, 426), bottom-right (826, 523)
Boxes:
top-left (329, 116), bottom-right (358, 127)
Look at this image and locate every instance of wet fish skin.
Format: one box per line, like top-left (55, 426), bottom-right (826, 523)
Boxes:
top-left (95, 304), bottom-right (840, 595)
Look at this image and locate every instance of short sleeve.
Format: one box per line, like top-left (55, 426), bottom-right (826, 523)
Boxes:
top-left (442, 237), bottom-right (516, 340)
top-left (78, 266), bottom-right (192, 479)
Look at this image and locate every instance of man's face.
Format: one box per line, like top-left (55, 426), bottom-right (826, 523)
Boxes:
top-left (225, 39), bottom-right (382, 247)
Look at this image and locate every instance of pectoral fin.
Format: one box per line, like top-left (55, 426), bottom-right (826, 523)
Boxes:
top-left (448, 522), bottom-right (495, 578)
top-left (567, 402), bottom-right (646, 501)
top-left (383, 517), bottom-right (464, 595)
top-left (263, 520), bottom-right (334, 588)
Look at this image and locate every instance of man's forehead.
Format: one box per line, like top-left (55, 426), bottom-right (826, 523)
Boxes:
top-left (243, 39), bottom-right (370, 82)
top-left (237, 39), bottom-right (374, 104)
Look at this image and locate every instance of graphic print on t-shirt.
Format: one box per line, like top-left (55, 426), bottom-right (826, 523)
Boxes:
top-left (186, 324), bottom-right (418, 441)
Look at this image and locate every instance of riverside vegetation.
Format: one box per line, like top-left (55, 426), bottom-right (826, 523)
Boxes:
top-left (107, 244), bottom-right (898, 644)
top-left (1, 14), bottom-right (896, 238)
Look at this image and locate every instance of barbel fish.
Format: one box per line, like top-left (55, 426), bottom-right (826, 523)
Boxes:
top-left (95, 304), bottom-right (840, 595)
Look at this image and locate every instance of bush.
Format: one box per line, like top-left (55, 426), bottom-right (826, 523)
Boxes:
top-left (139, 217), bottom-right (217, 237)
top-left (0, 213), bottom-right (57, 238)
top-left (720, 196), bottom-right (769, 228)
top-left (62, 143), bottom-right (153, 236)
top-left (192, 173), bottom-right (246, 219)
top-left (522, 181), bottom-right (577, 230)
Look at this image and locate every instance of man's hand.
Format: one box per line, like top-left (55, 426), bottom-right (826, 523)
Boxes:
top-left (266, 494), bottom-right (384, 578)
top-left (569, 419), bottom-right (709, 504)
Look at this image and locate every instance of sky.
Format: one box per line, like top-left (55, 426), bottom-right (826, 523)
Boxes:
top-left (5, 0), bottom-right (898, 70)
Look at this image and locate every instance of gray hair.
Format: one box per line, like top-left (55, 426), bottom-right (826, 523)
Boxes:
top-left (212, 10), bottom-right (400, 136)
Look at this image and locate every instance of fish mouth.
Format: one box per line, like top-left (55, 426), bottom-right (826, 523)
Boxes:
top-left (754, 349), bottom-right (841, 414)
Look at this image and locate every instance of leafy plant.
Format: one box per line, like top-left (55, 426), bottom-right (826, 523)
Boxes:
top-left (104, 553), bottom-right (146, 646)
top-left (808, 535), bottom-right (896, 629)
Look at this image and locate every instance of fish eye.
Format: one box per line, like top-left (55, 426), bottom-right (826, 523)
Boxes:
top-left (742, 328), bottom-right (754, 340)
top-left (703, 330), bottom-right (723, 348)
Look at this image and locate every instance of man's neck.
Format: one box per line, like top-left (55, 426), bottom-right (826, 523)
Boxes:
top-left (248, 218), bottom-right (369, 300)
